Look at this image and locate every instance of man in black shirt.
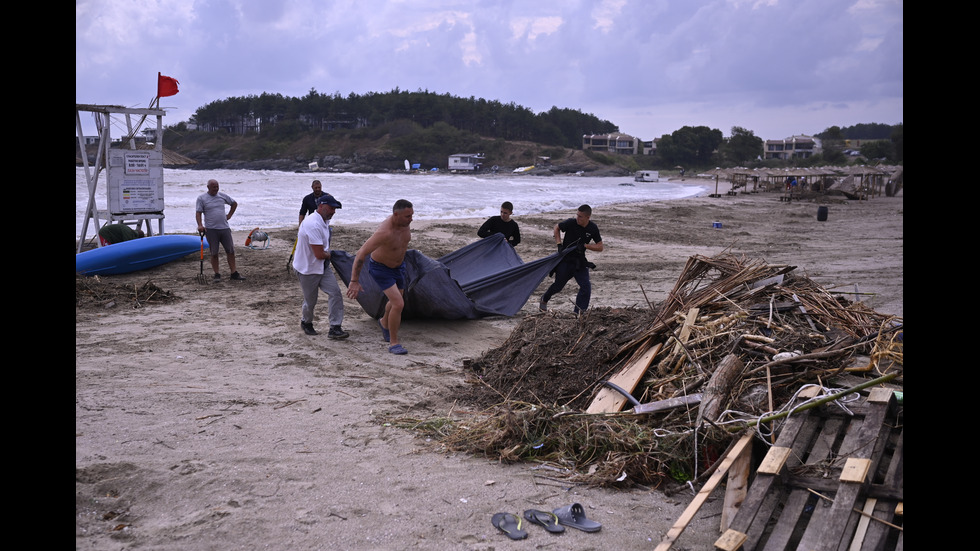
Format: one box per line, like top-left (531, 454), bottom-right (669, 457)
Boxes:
top-left (539, 204), bottom-right (603, 315)
top-left (298, 180), bottom-right (325, 225)
top-left (477, 201), bottom-right (521, 247)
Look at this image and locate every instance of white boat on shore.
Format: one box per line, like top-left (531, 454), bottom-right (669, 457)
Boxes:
top-left (513, 165), bottom-right (535, 173)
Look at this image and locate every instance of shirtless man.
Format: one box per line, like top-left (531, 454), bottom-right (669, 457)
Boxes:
top-left (346, 199), bottom-right (414, 355)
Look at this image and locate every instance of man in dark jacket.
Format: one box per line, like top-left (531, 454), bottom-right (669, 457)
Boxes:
top-left (298, 180), bottom-right (325, 224)
top-left (477, 201), bottom-right (521, 247)
top-left (539, 204), bottom-right (603, 315)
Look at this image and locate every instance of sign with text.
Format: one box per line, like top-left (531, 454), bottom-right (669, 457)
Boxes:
top-left (124, 152), bottom-right (151, 175)
top-left (118, 179), bottom-right (158, 212)
top-left (107, 149), bottom-right (165, 213)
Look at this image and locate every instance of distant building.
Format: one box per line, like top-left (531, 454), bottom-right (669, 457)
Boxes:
top-left (764, 135), bottom-right (821, 160)
top-left (641, 139), bottom-right (658, 156)
top-left (582, 133), bottom-right (639, 155)
top-left (448, 153), bottom-right (485, 171)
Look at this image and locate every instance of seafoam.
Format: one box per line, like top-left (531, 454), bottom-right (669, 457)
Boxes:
top-left (76, 168), bottom-right (707, 238)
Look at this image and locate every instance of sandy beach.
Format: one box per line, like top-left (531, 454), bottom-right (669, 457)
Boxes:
top-left (76, 179), bottom-right (903, 550)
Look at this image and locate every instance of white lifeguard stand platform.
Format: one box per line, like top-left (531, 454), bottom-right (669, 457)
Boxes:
top-left (76, 103), bottom-right (168, 253)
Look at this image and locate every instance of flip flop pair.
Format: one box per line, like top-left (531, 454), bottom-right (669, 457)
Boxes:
top-left (494, 505), bottom-right (599, 539)
top-left (491, 512), bottom-right (527, 540)
top-left (552, 503), bottom-right (602, 532)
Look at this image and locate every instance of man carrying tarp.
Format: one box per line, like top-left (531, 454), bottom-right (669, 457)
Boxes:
top-left (293, 193), bottom-right (349, 339)
top-left (539, 204), bottom-right (603, 315)
top-left (346, 199), bottom-right (415, 355)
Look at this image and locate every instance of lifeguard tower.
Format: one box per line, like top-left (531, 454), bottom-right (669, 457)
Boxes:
top-left (76, 103), bottom-right (168, 253)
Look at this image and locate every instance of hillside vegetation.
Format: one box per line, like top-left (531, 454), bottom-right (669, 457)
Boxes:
top-left (174, 90), bottom-right (901, 168)
top-left (158, 121), bottom-right (651, 175)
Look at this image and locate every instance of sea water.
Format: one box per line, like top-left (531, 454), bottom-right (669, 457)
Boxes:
top-left (76, 168), bottom-right (707, 238)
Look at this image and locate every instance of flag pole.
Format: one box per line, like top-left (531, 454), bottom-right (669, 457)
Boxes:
top-left (155, 72), bottom-right (162, 109)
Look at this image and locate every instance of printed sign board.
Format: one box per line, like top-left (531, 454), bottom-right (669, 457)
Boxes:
top-left (107, 149), bottom-right (165, 213)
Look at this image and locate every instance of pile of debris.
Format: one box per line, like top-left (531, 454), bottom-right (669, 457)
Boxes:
top-left (397, 253), bottom-right (903, 489)
top-left (75, 275), bottom-right (179, 310)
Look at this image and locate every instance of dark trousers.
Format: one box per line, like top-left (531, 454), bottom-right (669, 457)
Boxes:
top-left (542, 257), bottom-right (592, 313)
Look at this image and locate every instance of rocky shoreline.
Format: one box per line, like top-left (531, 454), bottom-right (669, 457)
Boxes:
top-left (185, 153), bottom-right (633, 176)
top-left (78, 145), bottom-right (637, 177)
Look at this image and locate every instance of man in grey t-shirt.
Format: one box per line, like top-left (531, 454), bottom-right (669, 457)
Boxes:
top-left (195, 179), bottom-right (245, 281)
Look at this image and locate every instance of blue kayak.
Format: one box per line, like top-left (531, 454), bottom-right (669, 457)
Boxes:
top-left (76, 235), bottom-right (207, 276)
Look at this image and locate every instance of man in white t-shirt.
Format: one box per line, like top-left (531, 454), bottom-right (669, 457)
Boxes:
top-left (292, 193), bottom-right (349, 338)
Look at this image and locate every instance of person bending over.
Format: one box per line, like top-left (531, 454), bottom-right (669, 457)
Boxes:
top-left (98, 223), bottom-right (144, 246)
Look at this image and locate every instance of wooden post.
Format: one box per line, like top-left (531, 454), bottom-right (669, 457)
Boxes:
top-left (654, 432), bottom-right (754, 551)
top-left (721, 439), bottom-right (752, 531)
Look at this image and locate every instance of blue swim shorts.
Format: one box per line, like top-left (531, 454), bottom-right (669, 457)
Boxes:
top-left (368, 257), bottom-right (406, 290)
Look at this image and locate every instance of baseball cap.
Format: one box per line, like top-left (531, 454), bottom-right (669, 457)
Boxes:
top-left (316, 193), bottom-right (342, 208)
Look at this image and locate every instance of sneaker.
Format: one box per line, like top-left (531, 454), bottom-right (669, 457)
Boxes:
top-left (230, 271), bottom-right (246, 281)
top-left (538, 297), bottom-right (548, 312)
top-left (301, 321), bottom-right (318, 335)
top-left (327, 326), bottom-right (350, 340)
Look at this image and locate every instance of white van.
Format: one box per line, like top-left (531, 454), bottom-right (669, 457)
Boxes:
top-left (634, 170), bottom-right (659, 182)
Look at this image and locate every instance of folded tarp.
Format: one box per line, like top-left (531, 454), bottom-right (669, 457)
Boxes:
top-left (330, 233), bottom-right (574, 320)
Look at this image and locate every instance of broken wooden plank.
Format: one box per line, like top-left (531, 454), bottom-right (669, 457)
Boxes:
top-left (750, 274), bottom-right (785, 289)
top-left (848, 498), bottom-right (879, 551)
top-left (655, 432), bottom-right (754, 551)
top-left (783, 477), bottom-right (903, 501)
top-left (840, 457), bottom-right (872, 483)
top-left (714, 529), bottom-right (748, 551)
top-left (757, 446), bottom-right (791, 475)
top-left (631, 393), bottom-right (702, 415)
top-left (721, 437), bottom-right (752, 532)
top-left (671, 307), bottom-right (700, 356)
top-left (792, 293), bottom-right (819, 331)
top-left (586, 343), bottom-right (661, 414)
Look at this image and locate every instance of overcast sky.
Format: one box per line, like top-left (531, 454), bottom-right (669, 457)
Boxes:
top-left (76, 0), bottom-right (902, 142)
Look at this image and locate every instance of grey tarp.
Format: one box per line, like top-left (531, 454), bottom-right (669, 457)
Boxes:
top-left (330, 232), bottom-right (574, 320)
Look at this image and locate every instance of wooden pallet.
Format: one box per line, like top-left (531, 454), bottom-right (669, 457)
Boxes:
top-left (717, 387), bottom-right (904, 551)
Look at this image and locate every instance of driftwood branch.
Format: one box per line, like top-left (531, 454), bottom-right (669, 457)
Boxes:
top-left (697, 354), bottom-right (745, 426)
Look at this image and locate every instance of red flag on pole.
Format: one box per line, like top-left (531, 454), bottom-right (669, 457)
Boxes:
top-left (158, 72), bottom-right (180, 97)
